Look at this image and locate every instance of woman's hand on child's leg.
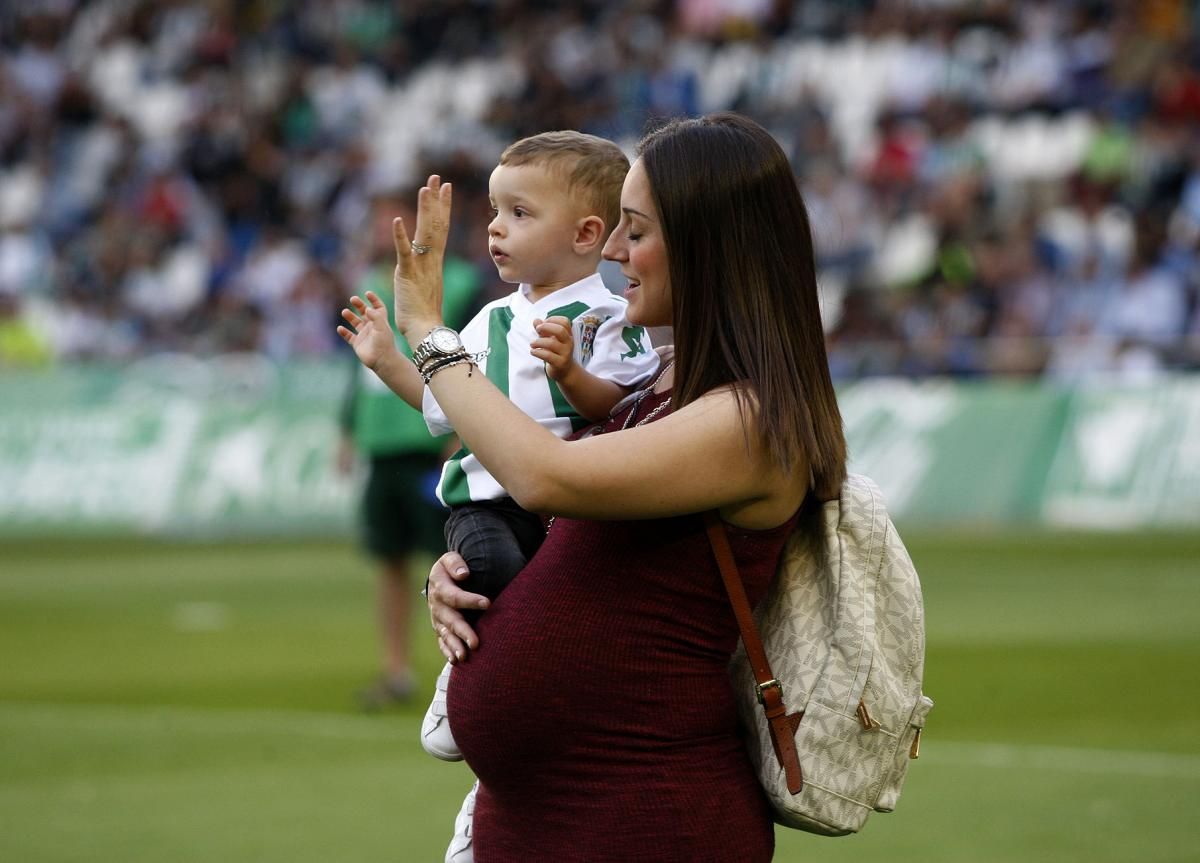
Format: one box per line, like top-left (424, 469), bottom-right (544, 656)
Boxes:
top-left (427, 551), bottom-right (489, 663)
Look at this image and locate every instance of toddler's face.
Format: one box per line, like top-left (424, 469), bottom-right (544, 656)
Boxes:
top-left (487, 163), bottom-right (587, 290)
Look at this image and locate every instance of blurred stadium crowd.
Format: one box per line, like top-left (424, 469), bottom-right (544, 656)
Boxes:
top-left (1, 0), bottom-right (1198, 379)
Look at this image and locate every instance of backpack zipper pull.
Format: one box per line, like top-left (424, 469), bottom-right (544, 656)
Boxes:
top-left (856, 698), bottom-right (881, 731)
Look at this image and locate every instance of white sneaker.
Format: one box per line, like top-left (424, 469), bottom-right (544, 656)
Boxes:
top-left (444, 780), bottom-right (478, 863)
top-left (421, 662), bottom-right (463, 761)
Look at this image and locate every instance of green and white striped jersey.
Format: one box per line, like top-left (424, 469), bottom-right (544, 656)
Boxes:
top-left (422, 273), bottom-right (659, 507)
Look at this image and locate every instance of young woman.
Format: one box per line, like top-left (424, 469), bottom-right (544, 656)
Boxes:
top-left (342, 113), bottom-right (846, 862)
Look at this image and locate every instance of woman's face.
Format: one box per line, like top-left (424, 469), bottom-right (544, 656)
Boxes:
top-left (602, 159), bottom-right (671, 327)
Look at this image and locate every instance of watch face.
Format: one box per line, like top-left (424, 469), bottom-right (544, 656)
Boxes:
top-left (430, 328), bottom-right (461, 353)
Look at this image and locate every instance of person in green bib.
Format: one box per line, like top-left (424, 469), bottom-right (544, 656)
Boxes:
top-left (338, 191), bottom-right (480, 710)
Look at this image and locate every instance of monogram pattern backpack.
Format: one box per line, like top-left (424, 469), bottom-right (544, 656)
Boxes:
top-left (705, 473), bottom-right (933, 836)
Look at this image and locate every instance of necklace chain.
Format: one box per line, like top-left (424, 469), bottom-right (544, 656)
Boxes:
top-left (620, 360), bottom-right (674, 430)
top-left (622, 393), bottom-right (672, 429)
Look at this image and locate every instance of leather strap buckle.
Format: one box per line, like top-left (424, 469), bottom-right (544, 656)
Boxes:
top-left (756, 678), bottom-right (783, 706)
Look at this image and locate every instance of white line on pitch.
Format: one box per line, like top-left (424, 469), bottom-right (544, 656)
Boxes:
top-left (2, 702), bottom-right (1199, 779)
top-left (0, 702), bottom-right (402, 742)
top-left (923, 740), bottom-right (1200, 780)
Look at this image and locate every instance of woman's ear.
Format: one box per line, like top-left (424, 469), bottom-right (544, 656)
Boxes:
top-left (573, 215), bottom-right (606, 254)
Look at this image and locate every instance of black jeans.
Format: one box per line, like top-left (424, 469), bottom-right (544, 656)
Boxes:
top-left (444, 498), bottom-right (545, 623)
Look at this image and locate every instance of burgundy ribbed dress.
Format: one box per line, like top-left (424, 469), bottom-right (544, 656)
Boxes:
top-left (448, 389), bottom-right (797, 862)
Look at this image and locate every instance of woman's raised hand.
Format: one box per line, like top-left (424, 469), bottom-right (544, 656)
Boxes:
top-left (337, 291), bottom-right (399, 372)
top-left (392, 174), bottom-right (453, 343)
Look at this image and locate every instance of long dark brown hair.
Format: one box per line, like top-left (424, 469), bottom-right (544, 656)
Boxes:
top-left (638, 113), bottom-right (846, 499)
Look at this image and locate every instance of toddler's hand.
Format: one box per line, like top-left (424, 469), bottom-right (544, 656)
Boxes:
top-left (337, 291), bottom-right (400, 372)
top-left (531, 316), bottom-right (577, 382)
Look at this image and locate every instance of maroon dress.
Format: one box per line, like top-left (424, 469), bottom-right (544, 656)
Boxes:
top-left (448, 389), bottom-right (796, 862)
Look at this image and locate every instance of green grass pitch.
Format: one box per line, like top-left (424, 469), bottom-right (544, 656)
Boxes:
top-left (1, 531), bottom-right (1198, 862)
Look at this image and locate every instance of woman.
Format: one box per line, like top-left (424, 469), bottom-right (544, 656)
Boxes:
top-left (347, 113), bottom-right (845, 861)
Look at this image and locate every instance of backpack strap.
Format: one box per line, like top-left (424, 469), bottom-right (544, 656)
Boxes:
top-left (703, 511), bottom-right (804, 794)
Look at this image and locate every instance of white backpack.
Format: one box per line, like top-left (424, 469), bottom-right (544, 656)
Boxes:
top-left (705, 473), bottom-right (933, 836)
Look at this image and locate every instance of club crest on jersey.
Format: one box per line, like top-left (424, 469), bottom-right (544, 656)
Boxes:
top-left (578, 313), bottom-right (609, 367)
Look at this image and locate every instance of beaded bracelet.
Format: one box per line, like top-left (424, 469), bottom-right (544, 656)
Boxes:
top-left (417, 347), bottom-right (490, 382)
top-left (417, 347), bottom-right (468, 374)
top-left (421, 351), bottom-right (477, 383)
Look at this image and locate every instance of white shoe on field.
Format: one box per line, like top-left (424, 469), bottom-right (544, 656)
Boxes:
top-left (444, 781), bottom-right (478, 863)
top-left (421, 662), bottom-right (463, 761)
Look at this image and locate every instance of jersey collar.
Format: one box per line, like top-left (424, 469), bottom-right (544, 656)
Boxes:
top-left (515, 273), bottom-right (607, 313)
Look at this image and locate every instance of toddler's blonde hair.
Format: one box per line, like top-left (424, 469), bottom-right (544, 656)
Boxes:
top-left (499, 132), bottom-right (630, 238)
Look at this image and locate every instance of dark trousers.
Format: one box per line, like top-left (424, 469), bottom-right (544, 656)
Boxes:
top-left (444, 498), bottom-right (545, 623)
